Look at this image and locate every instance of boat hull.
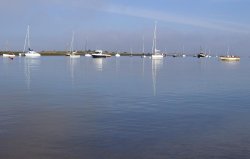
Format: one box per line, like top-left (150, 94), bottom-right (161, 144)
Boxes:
top-left (19, 53), bottom-right (25, 56)
top-left (220, 56), bottom-right (240, 61)
top-left (92, 54), bottom-right (111, 58)
top-left (25, 54), bottom-right (41, 57)
top-left (69, 55), bottom-right (80, 58)
top-left (152, 54), bottom-right (164, 59)
top-left (197, 53), bottom-right (207, 58)
top-left (85, 54), bottom-right (92, 57)
top-left (25, 51), bottom-right (41, 57)
top-left (3, 54), bottom-right (15, 58)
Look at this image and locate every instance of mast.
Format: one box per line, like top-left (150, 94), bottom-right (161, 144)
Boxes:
top-left (23, 25), bottom-right (29, 53)
top-left (152, 21), bottom-right (157, 55)
top-left (154, 21), bottom-right (157, 54)
top-left (70, 31), bottom-right (75, 53)
top-left (85, 37), bottom-right (88, 51)
top-left (142, 35), bottom-right (145, 54)
top-left (27, 25), bottom-right (30, 49)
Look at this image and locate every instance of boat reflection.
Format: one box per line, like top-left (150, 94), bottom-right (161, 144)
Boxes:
top-left (68, 58), bottom-right (80, 85)
top-left (219, 58), bottom-right (240, 70)
top-left (24, 58), bottom-right (40, 89)
top-left (152, 59), bottom-right (163, 96)
top-left (116, 57), bottom-right (120, 72)
top-left (93, 58), bottom-right (103, 71)
top-left (142, 57), bottom-right (146, 76)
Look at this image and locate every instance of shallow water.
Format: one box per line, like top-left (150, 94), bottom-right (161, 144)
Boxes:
top-left (0, 56), bottom-right (250, 159)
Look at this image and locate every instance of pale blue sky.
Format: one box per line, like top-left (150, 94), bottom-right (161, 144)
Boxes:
top-left (1, 0), bottom-right (250, 55)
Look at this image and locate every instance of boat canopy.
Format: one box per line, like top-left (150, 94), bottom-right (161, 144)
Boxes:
top-left (95, 50), bottom-right (103, 54)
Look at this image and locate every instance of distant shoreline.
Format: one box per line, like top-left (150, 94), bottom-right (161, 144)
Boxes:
top-left (0, 51), bottom-right (156, 56)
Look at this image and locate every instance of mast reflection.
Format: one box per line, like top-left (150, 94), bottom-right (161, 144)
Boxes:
top-left (24, 58), bottom-right (40, 89)
top-left (152, 59), bottom-right (163, 96)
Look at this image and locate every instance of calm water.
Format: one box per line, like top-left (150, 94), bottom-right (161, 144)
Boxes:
top-left (1, 56), bottom-right (250, 159)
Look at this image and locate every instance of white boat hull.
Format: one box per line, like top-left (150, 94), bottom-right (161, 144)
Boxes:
top-left (25, 51), bottom-right (41, 57)
top-left (25, 53), bottom-right (41, 57)
top-left (69, 55), bottom-right (80, 58)
top-left (152, 54), bottom-right (164, 59)
top-left (85, 54), bottom-right (91, 57)
top-left (115, 54), bottom-right (121, 57)
top-left (19, 53), bottom-right (25, 56)
top-left (3, 54), bottom-right (15, 58)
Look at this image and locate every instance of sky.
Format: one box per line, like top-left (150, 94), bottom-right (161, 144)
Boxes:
top-left (0, 0), bottom-right (250, 55)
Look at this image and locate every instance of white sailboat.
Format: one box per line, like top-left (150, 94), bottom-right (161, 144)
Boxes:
top-left (23, 25), bottom-right (41, 57)
top-left (85, 53), bottom-right (92, 57)
top-left (3, 41), bottom-right (15, 58)
top-left (151, 21), bottom-right (164, 59)
top-left (66, 32), bottom-right (80, 58)
top-left (3, 53), bottom-right (15, 58)
top-left (115, 50), bottom-right (120, 57)
top-left (84, 38), bottom-right (91, 57)
top-left (220, 47), bottom-right (240, 61)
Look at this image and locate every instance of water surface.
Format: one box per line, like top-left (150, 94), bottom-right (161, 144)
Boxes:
top-left (0, 56), bottom-right (250, 159)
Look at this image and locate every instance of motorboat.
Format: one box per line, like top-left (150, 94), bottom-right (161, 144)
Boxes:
top-left (197, 52), bottom-right (207, 58)
top-left (92, 50), bottom-right (111, 58)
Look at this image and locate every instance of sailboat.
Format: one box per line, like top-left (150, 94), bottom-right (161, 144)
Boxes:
top-left (151, 21), bottom-right (164, 59)
top-left (220, 48), bottom-right (240, 61)
top-left (84, 38), bottom-right (91, 57)
top-left (115, 51), bottom-right (121, 57)
top-left (130, 47), bottom-right (133, 57)
top-left (85, 53), bottom-right (92, 57)
top-left (3, 41), bottom-right (15, 58)
top-left (3, 53), bottom-right (15, 58)
top-left (141, 36), bottom-right (146, 58)
top-left (66, 32), bottom-right (80, 58)
top-left (197, 47), bottom-right (207, 58)
top-left (23, 25), bottom-right (41, 57)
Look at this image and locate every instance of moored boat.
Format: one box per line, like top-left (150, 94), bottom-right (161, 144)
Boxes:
top-left (25, 49), bottom-right (41, 57)
top-left (219, 55), bottom-right (240, 61)
top-left (219, 48), bottom-right (240, 61)
top-left (151, 21), bottom-right (164, 59)
top-left (66, 32), bottom-right (80, 58)
top-left (23, 26), bottom-right (41, 57)
top-left (197, 52), bottom-right (207, 58)
top-left (92, 50), bottom-right (111, 58)
top-left (85, 53), bottom-right (91, 57)
top-left (3, 53), bottom-right (15, 58)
